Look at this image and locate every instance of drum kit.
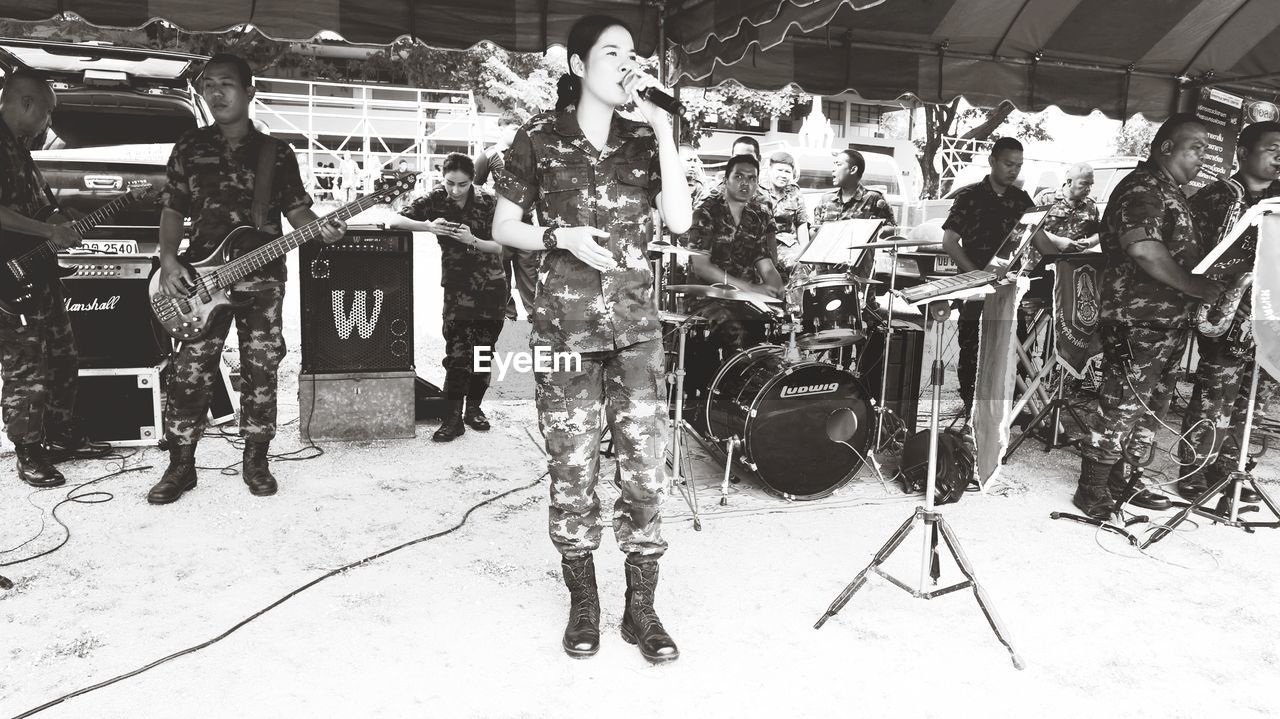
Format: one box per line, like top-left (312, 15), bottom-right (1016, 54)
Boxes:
top-left (646, 238), bottom-right (929, 525)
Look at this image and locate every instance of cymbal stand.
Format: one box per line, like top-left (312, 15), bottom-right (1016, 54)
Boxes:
top-left (667, 317), bottom-right (703, 530)
top-left (719, 437), bottom-right (740, 507)
top-left (872, 245), bottom-right (901, 452)
top-left (815, 301), bottom-right (1024, 669)
top-left (1142, 362), bottom-right (1280, 548)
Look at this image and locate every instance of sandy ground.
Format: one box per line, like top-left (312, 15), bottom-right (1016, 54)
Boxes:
top-left (3, 216), bottom-right (1280, 719)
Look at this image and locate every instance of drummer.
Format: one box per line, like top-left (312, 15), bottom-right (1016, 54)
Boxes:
top-left (685, 153), bottom-right (784, 360)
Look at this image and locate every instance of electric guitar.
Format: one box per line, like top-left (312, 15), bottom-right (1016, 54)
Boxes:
top-left (149, 172), bottom-right (417, 341)
top-left (0, 183), bottom-right (158, 317)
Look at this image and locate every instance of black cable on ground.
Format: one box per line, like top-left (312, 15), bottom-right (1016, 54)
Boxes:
top-left (9, 471), bottom-right (547, 719)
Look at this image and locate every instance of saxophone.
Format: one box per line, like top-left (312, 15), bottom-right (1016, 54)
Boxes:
top-left (1195, 177), bottom-right (1249, 338)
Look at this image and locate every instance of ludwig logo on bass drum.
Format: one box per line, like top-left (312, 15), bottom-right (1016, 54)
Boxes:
top-left (780, 382), bottom-right (839, 398)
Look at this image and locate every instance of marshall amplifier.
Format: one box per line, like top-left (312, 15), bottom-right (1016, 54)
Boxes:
top-left (59, 254), bottom-right (169, 369)
top-left (299, 229), bottom-right (413, 374)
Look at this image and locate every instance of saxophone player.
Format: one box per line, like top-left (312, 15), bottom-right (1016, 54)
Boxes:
top-left (1074, 115), bottom-right (1224, 520)
top-left (1177, 120), bottom-right (1280, 501)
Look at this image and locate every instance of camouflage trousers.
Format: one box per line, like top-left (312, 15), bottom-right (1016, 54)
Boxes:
top-left (1082, 323), bottom-right (1190, 465)
top-left (956, 299), bottom-right (984, 412)
top-left (165, 285), bottom-right (286, 444)
top-left (442, 315), bottom-right (504, 403)
top-left (0, 283), bottom-right (78, 444)
top-left (536, 339), bottom-right (668, 559)
top-left (1181, 325), bottom-right (1278, 479)
top-left (504, 248), bottom-right (540, 319)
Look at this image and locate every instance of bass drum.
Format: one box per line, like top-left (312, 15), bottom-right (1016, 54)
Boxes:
top-left (704, 345), bottom-right (871, 500)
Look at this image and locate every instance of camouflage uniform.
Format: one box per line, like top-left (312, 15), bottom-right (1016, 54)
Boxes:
top-left (807, 184), bottom-right (896, 284)
top-left (400, 186), bottom-right (507, 405)
top-left (1083, 161), bottom-right (1202, 465)
top-left (685, 193), bottom-right (778, 354)
top-left (496, 110), bottom-right (669, 559)
top-left (1179, 175), bottom-right (1280, 479)
top-left (762, 182), bottom-right (809, 284)
top-left (941, 177), bottom-right (1034, 410)
top-left (0, 120), bottom-right (80, 445)
top-left (160, 126), bottom-right (311, 444)
top-left (1019, 191), bottom-right (1099, 343)
top-left (476, 142), bottom-right (538, 318)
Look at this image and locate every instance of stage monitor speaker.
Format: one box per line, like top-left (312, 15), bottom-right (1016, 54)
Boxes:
top-left (59, 254), bottom-right (168, 369)
top-left (858, 316), bottom-right (925, 436)
top-left (299, 229), bottom-right (413, 374)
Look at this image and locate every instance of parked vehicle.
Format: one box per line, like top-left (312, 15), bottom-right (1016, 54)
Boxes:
top-left (0, 38), bottom-right (210, 254)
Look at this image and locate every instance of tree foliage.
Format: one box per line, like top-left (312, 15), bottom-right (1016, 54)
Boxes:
top-left (915, 99), bottom-right (1053, 198)
top-left (678, 81), bottom-right (809, 146)
top-left (1112, 116), bottom-right (1154, 157)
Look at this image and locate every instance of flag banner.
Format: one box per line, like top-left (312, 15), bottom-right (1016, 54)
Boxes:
top-left (1254, 215), bottom-right (1280, 383)
top-left (1052, 255), bottom-right (1105, 377)
top-left (975, 281), bottom-right (1023, 489)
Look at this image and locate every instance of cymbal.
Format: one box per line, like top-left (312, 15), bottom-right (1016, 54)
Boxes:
top-left (664, 284), bottom-right (784, 304)
top-left (647, 242), bottom-right (708, 258)
top-left (794, 271), bottom-right (883, 286)
top-left (659, 310), bottom-right (707, 325)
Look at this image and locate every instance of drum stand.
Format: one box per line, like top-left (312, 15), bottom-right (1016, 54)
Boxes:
top-left (814, 302), bottom-right (1024, 670)
top-left (667, 317), bottom-right (704, 530)
top-left (871, 246), bottom-right (902, 451)
top-left (1141, 363), bottom-right (1280, 548)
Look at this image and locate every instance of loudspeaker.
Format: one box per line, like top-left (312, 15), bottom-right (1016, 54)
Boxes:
top-left (858, 316), bottom-right (925, 435)
top-left (75, 366), bottom-right (162, 446)
top-left (299, 229), bottom-right (413, 374)
top-left (59, 254), bottom-right (168, 369)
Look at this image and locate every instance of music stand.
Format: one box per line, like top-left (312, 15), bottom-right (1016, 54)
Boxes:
top-left (799, 219), bottom-right (883, 269)
top-left (815, 298), bottom-right (1024, 669)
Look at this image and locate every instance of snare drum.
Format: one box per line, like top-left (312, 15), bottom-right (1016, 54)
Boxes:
top-left (795, 274), bottom-right (865, 350)
top-left (703, 345), bottom-right (871, 500)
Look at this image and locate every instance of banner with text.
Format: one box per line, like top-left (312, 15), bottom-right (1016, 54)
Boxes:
top-left (1188, 88), bottom-right (1245, 194)
top-left (1052, 255), bottom-right (1105, 377)
top-left (1254, 215), bottom-right (1280, 383)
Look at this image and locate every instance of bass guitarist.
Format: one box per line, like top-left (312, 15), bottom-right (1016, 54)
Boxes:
top-left (1, 71), bottom-right (111, 488)
top-left (149, 54), bottom-right (344, 505)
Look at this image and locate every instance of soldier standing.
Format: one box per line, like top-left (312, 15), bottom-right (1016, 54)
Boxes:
top-left (1177, 121), bottom-right (1280, 502)
top-left (149, 54), bottom-right (345, 504)
top-left (1075, 114), bottom-right (1224, 519)
top-left (492, 15), bottom-right (692, 663)
top-left (941, 138), bottom-right (1034, 417)
top-left (762, 151), bottom-right (810, 284)
top-left (0, 72), bottom-right (109, 487)
top-left (810, 148), bottom-right (897, 309)
top-left (389, 152), bottom-right (507, 442)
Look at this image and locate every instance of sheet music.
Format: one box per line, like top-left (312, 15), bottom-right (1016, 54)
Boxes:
top-left (1193, 198), bottom-right (1280, 275)
top-left (798, 219), bottom-right (883, 266)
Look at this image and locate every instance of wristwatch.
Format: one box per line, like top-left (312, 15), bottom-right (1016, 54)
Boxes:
top-left (542, 226), bottom-right (558, 250)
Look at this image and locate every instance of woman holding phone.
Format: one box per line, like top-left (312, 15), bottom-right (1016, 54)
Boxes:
top-left (390, 152), bottom-right (507, 441)
top-left (492, 15), bottom-right (693, 662)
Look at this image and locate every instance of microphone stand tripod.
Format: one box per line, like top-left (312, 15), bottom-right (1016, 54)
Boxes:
top-left (1141, 362), bottom-right (1280, 548)
top-left (814, 300), bottom-right (1024, 669)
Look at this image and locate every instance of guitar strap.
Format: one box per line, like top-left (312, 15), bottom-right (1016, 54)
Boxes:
top-left (252, 135), bottom-right (276, 231)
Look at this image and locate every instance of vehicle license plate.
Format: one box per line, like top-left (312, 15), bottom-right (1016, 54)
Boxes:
top-left (81, 240), bottom-right (139, 254)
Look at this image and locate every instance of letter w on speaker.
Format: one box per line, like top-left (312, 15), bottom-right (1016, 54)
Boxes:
top-left (332, 290), bottom-right (384, 340)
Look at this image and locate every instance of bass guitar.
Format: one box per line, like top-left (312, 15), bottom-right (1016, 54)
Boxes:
top-left (149, 172), bottom-right (417, 341)
top-left (0, 183), bottom-right (158, 317)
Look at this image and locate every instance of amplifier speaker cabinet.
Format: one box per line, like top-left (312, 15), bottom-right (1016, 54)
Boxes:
top-left (75, 366), bottom-right (162, 446)
top-left (299, 229), bottom-right (413, 374)
top-left (858, 316), bottom-right (925, 435)
top-left (297, 371), bottom-right (416, 441)
top-left (59, 254), bottom-right (168, 369)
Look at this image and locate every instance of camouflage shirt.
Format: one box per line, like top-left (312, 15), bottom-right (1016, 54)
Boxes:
top-left (495, 110), bottom-right (664, 353)
top-left (1098, 160), bottom-right (1202, 326)
top-left (686, 193), bottom-right (776, 285)
top-left (400, 186), bottom-right (508, 318)
top-left (1042, 192), bottom-right (1100, 241)
top-left (161, 126), bottom-right (312, 283)
top-left (764, 183), bottom-right (810, 237)
top-left (1189, 174), bottom-right (1280, 272)
top-left (812, 184), bottom-right (895, 230)
top-left (0, 119), bottom-right (49, 219)
top-left (942, 176), bottom-right (1034, 267)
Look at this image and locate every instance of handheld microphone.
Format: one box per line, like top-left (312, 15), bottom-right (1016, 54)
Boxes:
top-left (639, 87), bottom-right (683, 115)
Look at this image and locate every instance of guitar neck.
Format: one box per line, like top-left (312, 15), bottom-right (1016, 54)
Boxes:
top-left (213, 193), bottom-right (387, 286)
top-left (18, 192), bottom-right (141, 265)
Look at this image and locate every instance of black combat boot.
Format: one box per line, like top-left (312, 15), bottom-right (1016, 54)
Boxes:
top-left (621, 555), bottom-right (679, 663)
top-left (433, 402), bottom-right (466, 442)
top-left (148, 443), bottom-right (197, 504)
top-left (464, 374), bottom-right (491, 431)
top-left (561, 554), bottom-right (601, 658)
top-left (1107, 462), bottom-right (1171, 511)
top-left (42, 426), bottom-right (112, 462)
top-left (1176, 465), bottom-right (1211, 501)
top-left (15, 443), bottom-right (65, 487)
top-left (1231, 479), bottom-right (1263, 504)
top-left (1073, 457), bottom-right (1117, 520)
top-left (242, 441), bottom-right (277, 496)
